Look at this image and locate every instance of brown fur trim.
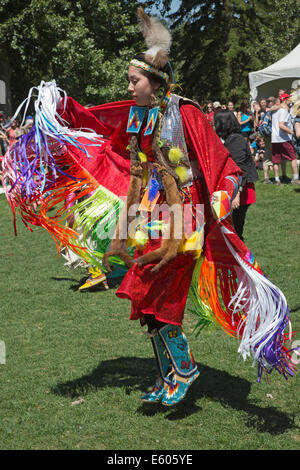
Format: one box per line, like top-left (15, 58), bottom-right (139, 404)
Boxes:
top-left (135, 167), bottom-right (184, 272)
top-left (149, 50), bottom-right (169, 69)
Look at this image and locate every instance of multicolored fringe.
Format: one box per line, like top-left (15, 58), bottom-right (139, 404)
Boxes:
top-left (1, 80), bottom-right (115, 268)
top-left (221, 228), bottom-right (296, 381)
top-left (190, 224), bottom-right (297, 382)
top-left (61, 185), bottom-right (125, 270)
top-left (189, 257), bottom-right (217, 336)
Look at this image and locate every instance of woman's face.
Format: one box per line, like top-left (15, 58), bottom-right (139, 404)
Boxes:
top-left (228, 101), bottom-right (234, 111)
top-left (127, 66), bottom-right (159, 106)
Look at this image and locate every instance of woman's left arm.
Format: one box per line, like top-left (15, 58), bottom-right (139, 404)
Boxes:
top-left (294, 121), bottom-right (300, 140)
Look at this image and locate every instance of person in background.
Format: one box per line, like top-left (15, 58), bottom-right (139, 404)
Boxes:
top-left (266, 96), bottom-right (276, 111)
top-left (237, 100), bottom-right (253, 142)
top-left (257, 98), bottom-right (267, 128)
top-left (254, 135), bottom-right (273, 183)
top-left (290, 80), bottom-right (300, 178)
top-left (213, 101), bottom-right (222, 114)
top-left (204, 101), bottom-right (214, 126)
top-left (227, 100), bottom-right (237, 116)
top-left (6, 119), bottom-right (21, 148)
top-left (271, 93), bottom-right (300, 185)
top-left (248, 132), bottom-right (259, 158)
top-left (252, 101), bottom-right (261, 131)
top-left (214, 109), bottom-right (258, 241)
top-left (21, 116), bottom-right (34, 134)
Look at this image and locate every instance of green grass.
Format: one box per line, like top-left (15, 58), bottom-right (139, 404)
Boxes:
top-left (0, 169), bottom-right (299, 450)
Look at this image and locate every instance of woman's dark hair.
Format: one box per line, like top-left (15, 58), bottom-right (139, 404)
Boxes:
top-left (214, 109), bottom-right (241, 140)
top-left (133, 53), bottom-right (172, 91)
top-left (239, 100), bottom-right (249, 113)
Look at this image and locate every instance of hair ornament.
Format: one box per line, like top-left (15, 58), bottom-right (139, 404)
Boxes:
top-left (137, 7), bottom-right (172, 69)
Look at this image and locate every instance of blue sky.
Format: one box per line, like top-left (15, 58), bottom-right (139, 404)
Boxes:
top-left (140, 1), bottom-right (181, 15)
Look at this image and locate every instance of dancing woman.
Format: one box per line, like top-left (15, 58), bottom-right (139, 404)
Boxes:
top-left (3, 8), bottom-right (297, 407)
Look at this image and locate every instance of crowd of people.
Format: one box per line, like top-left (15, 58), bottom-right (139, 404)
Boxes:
top-left (202, 85), bottom-right (300, 186)
top-left (1, 86), bottom-right (300, 188)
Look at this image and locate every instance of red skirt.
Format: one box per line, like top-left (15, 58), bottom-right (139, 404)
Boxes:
top-left (116, 243), bottom-right (196, 325)
top-left (116, 179), bottom-right (207, 326)
top-left (240, 182), bottom-right (256, 205)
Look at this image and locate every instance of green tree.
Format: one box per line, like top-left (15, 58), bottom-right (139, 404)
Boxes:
top-left (0, 0), bottom-right (154, 110)
top-left (155, 0), bottom-right (298, 106)
top-left (261, 0), bottom-right (300, 63)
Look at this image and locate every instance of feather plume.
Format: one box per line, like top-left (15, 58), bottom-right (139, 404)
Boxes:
top-left (137, 7), bottom-right (171, 68)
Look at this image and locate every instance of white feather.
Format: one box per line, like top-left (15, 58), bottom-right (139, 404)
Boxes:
top-left (138, 16), bottom-right (171, 59)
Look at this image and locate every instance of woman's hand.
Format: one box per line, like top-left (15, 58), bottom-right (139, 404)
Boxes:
top-left (231, 192), bottom-right (240, 210)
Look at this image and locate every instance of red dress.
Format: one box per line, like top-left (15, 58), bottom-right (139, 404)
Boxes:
top-left (115, 104), bottom-right (239, 326)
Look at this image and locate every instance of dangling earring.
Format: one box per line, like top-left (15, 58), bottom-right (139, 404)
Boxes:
top-left (150, 93), bottom-right (159, 108)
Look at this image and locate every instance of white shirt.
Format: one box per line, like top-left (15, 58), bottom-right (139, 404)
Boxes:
top-left (271, 107), bottom-right (293, 143)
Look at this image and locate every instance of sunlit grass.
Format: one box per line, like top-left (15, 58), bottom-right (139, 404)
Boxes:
top-left (0, 169), bottom-right (299, 450)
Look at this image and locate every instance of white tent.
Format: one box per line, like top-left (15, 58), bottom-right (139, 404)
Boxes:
top-left (249, 44), bottom-right (300, 101)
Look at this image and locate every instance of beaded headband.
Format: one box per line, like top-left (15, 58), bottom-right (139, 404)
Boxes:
top-left (130, 59), bottom-right (169, 83)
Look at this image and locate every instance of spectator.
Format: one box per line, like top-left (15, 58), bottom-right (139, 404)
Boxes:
top-left (257, 96), bottom-right (277, 174)
top-left (254, 135), bottom-right (273, 183)
top-left (249, 132), bottom-right (259, 158)
top-left (266, 96), bottom-right (276, 111)
top-left (290, 82), bottom-right (300, 177)
top-left (278, 88), bottom-right (287, 98)
top-left (227, 100), bottom-right (237, 116)
top-left (204, 101), bottom-right (214, 125)
top-left (213, 101), bottom-right (222, 113)
top-left (271, 93), bottom-right (300, 185)
top-left (257, 98), bottom-right (267, 127)
top-left (214, 109), bottom-right (258, 241)
top-left (6, 119), bottom-right (21, 148)
top-left (254, 135), bottom-right (265, 168)
top-left (237, 100), bottom-right (253, 142)
top-left (20, 116), bottom-right (34, 135)
top-left (252, 101), bottom-right (261, 131)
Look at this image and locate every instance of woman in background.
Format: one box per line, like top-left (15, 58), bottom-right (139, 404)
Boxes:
top-left (237, 100), bottom-right (253, 141)
top-left (214, 109), bottom-right (258, 241)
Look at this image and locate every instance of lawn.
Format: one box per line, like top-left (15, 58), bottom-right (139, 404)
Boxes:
top-left (0, 171), bottom-right (299, 450)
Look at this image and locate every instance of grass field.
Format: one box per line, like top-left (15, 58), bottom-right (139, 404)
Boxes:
top-left (0, 171), bottom-right (299, 450)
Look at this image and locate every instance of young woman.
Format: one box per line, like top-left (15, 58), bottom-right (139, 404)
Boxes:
top-left (237, 100), bottom-right (253, 140)
top-left (214, 110), bottom-right (258, 241)
top-left (3, 8), bottom-right (297, 407)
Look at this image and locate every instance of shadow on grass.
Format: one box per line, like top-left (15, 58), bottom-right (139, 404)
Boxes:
top-left (50, 276), bottom-right (124, 292)
top-left (290, 304), bottom-right (300, 313)
top-left (52, 357), bottom-right (297, 435)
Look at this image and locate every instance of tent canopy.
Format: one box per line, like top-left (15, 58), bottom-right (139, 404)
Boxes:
top-left (249, 44), bottom-right (300, 101)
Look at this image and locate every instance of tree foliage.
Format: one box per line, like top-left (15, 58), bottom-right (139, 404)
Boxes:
top-left (261, 0), bottom-right (300, 63)
top-left (155, 0), bottom-right (300, 105)
top-left (0, 0), bottom-right (154, 108)
top-left (0, 0), bottom-right (299, 111)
